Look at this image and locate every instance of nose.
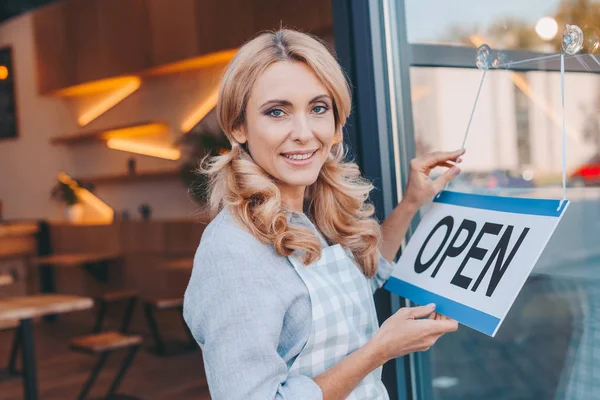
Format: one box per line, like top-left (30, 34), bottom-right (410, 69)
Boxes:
top-left (290, 114), bottom-right (313, 143)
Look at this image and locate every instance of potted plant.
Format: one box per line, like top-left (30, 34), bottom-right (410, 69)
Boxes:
top-left (50, 180), bottom-right (83, 223)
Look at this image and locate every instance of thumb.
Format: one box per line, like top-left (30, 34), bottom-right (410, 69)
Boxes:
top-left (433, 166), bottom-right (461, 192)
top-left (405, 304), bottom-right (436, 319)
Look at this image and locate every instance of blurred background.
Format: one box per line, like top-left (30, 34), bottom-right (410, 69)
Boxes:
top-left (1, 0), bottom-right (600, 399)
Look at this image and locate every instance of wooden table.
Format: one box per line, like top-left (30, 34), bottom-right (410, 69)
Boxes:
top-left (34, 252), bottom-right (123, 268)
top-left (33, 252), bottom-right (123, 297)
top-left (0, 294), bottom-right (93, 400)
top-left (164, 258), bottom-right (193, 271)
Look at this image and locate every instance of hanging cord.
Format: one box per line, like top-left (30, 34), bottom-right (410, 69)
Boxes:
top-left (462, 69), bottom-right (487, 149)
top-left (438, 68), bottom-right (487, 197)
top-left (558, 51), bottom-right (567, 211)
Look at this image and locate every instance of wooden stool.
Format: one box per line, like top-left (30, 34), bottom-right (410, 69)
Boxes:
top-left (93, 290), bottom-right (137, 334)
top-left (70, 331), bottom-right (143, 400)
top-left (0, 274), bottom-right (20, 380)
top-left (0, 319), bottom-right (21, 381)
top-left (143, 298), bottom-right (196, 356)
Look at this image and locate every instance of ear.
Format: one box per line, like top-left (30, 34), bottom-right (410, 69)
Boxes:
top-left (231, 127), bottom-right (247, 144)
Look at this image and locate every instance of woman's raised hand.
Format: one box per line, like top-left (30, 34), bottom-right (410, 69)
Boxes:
top-left (403, 149), bottom-right (465, 209)
top-left (370, 304), bottom-right (458, 362)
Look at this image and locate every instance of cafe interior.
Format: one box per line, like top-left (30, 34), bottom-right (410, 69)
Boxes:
top-left (0, 0), bottom-right (332, 399)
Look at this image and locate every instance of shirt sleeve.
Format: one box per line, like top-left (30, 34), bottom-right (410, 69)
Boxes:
top-left (183, 246), bottom-right (323, 400)
top-left (369, 251), bottom-right (395, 293)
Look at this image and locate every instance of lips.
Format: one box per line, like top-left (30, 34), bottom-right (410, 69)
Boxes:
top-left (280, 149), bottom-right (318, 161)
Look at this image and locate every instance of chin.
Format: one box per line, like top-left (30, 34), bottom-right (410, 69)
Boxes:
top-left (279, 172), bottom-right (321, 188)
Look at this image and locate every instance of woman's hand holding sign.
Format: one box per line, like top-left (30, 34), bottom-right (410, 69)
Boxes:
top-left (403, 149), bottom-right (466, 210)
top-left (381, 149), bottom-right (465, 263)
top-left (376, 150), bottom-right (464, 362)
top-left (371, 304), bottom-right (458, 362)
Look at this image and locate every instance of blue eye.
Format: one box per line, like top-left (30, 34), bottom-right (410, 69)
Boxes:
top-left (268, 109), bottom-right (284, 117)
top-left (313, 105), bottom-right (329, 114)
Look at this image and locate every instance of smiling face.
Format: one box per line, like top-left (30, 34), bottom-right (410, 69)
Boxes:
top-left (232, 61), bottom-right (336, 210)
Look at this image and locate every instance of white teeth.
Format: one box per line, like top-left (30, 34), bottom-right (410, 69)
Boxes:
top-left (283, 151), bottom-right (315, 161)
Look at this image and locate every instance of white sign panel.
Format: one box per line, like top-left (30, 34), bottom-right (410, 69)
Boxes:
top-left (384, 191), bottom-right (569, 337)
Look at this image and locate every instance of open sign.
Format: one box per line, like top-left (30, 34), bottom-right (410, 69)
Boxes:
top-left (384, 191), bottom-right (569, 337)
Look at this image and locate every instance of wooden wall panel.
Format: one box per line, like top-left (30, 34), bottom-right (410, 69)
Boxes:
top-left (164, 221), bottom-right (206, 256)
top-left (96, 0), bottom-right (152, 77)
top-left (49, 223), bottom-right (121, 254)
top-left (195, 0), bottom-right (254, 54)
top-left (120, 221), bottom-right (165, 254)
top-left (65, 0), bottom-right (106, 85)
top-left (146, 0), bottom-right (198, 66)
top-left (32, 0), bottom-right (334, 94)
top-left (251, 0), bottom-right (332, 35)
top-left (32, 2), bottom-right (74, 94)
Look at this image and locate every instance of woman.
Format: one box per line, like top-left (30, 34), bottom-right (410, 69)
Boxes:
top-left (183, 29), bottom-right (463, 400)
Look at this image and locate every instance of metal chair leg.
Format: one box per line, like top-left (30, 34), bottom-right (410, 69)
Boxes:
top-left (105, 346), bottom-right (139, 400)
top-left (77, 353), bottom-right (109, 400)
top-left (20, 319), bottom-right (38, 400)
top-left (8, 325), bottom-right (21, 375)
top-left (144, 304), bottom-right (165, 355)
top-left (93, 301), bottom-right (108, 333)
top-left (120, 298), bottom-right (137, 334)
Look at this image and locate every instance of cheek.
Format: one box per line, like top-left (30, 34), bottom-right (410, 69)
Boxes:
top-left (247, 118), bottom-right (289, 163)
top-left (311, 116), bottom-right (336, 144)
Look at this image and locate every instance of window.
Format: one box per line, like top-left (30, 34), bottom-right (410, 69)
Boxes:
top-left (382, 1), bottom-right (600, 399)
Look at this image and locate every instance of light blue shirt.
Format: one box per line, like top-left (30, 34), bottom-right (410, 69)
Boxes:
top-left (183, 209), bottom-right (395, 400)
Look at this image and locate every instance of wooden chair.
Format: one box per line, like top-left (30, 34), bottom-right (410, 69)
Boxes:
top-left (0, 274), bottom-right (20, 381)
top-left (70, 331), bottom-right (143, 400)
top-left (93, 290), bottom-right (137, 334)
top-left (0, 319), bottom-right (20, 381)
top-left (143, 297), bottom-right (196, 356)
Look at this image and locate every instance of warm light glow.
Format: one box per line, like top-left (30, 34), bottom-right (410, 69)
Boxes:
top-left (52, 76), bottom-right (141, 97)
top-left (145, 50), bottom-right (237, 76)
top-left (101, 122), bottom-right (168, 140)
top-left (180, 87), bottom-right (220, 133)
top-left (535, 17), bottom-right (558, 41)
top-left (0, 66), bottom-right (8, 80)
top-left (77, 77), bottom-right (141, 126)
top-left (106, 138), bottom-right (181, 160)
top-left (57, 173), bottom-right (114, 224)
top-left (470, 35), bottom-right (486, 47)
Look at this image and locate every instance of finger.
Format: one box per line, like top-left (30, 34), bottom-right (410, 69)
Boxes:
top-left (433, 166), bottom-right (461, 192)
top-left (418, 149), bottom-right (465, 169)
top-left (428, 312), bottom-right (442, 320)
top-left (435, 162), bottom-right (455, 169)
top-left (426, 319), bottom-right (459, 334)
top-left (405, 304), bottom-right (436, 319)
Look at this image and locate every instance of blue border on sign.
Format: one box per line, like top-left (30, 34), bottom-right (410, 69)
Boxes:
top-left (434, 191), bottom-right (568, 217)
top-left (384, 277), bottom-right (500, 336)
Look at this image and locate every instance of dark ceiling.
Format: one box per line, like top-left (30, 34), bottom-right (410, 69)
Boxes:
top-left (0, 0), bottom-right (61, 24)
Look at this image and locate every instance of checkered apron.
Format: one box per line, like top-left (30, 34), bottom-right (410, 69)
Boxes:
top-left (287, 243), bottom-right (389, 399)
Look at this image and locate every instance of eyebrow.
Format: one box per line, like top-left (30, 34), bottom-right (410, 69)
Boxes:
top-left (259, 94), bottom-right (332, 109)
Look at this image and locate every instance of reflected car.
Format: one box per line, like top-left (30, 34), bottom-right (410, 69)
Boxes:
top-left (570, 154), bottom-right (600, 187)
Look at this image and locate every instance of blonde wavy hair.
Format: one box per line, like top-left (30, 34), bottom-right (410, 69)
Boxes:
top-left (202, 29), bottom-right (382, 276)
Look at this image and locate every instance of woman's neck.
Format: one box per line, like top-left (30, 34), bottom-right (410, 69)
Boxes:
top-left (279, 184), bottom-right (306, 213)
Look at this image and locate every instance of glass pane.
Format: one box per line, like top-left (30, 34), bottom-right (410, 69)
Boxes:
top-left (405, 0), bottom-right (600, 54)
top-left (408, 46), bottom-right (600, 399)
